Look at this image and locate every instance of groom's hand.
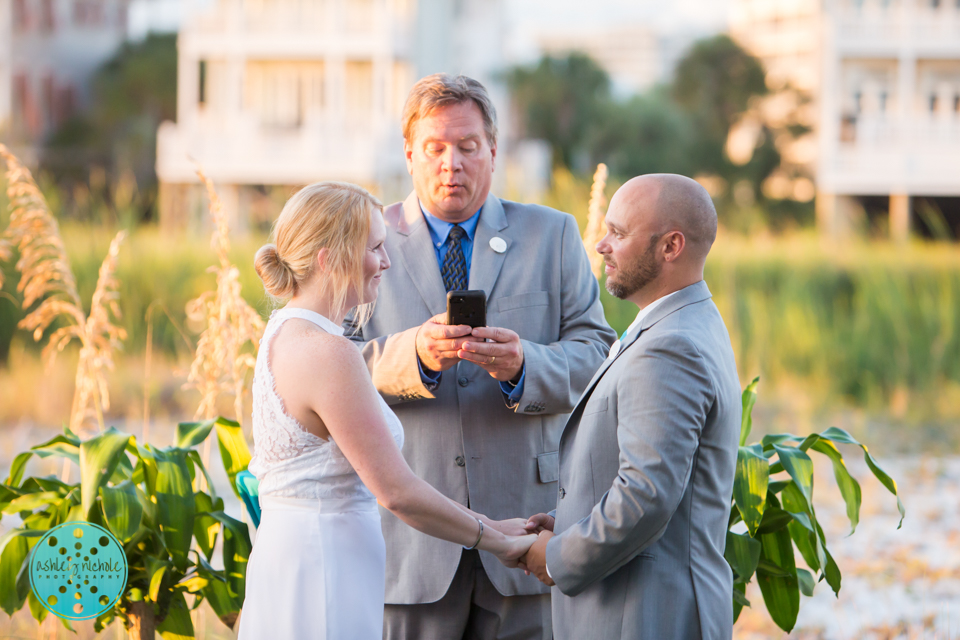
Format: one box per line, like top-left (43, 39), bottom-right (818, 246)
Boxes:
top-left (417, 314), bottom-right (472, 373)
top-left (520, 531), bottom-right (555, 586)
top-left (524, 513), bottom-right (555, 534)
top-left (459, 326), bottom-right (524, 382)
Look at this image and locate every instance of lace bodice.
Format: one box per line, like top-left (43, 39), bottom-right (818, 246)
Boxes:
top-left (248, 307), bottom-right (404, 500)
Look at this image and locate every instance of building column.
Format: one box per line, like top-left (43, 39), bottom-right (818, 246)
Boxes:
top-left (890, 193), bottom-right (910, 243)
top-left (816, 192), bottom-right (838, 236)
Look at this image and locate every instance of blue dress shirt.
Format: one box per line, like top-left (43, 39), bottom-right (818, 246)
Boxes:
top-left (416, 201), bottom-right (526, 405)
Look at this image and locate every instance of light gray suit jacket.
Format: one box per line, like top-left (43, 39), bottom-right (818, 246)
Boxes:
top-left (546, 280), bottom-right (740, 640)
top-left (344, 192), bottom-right (616, 604)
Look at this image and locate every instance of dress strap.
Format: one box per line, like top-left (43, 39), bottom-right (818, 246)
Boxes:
top-left (271, 307), bottom-right (345, 337)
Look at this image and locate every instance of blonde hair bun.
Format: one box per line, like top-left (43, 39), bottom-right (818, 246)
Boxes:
top-left (255, 182), bottom-right (382, 327)
top-left (254, 243), bottom-right (297, 299)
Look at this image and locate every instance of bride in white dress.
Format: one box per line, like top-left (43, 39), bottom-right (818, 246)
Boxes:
top-left (238, 182), bottom-right (536, 639)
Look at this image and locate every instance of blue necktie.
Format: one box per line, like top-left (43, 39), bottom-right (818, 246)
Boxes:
top-left (441, 225), bottom-right (468, 292)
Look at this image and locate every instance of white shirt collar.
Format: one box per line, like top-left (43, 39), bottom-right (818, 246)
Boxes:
top-left (607, 290), bottom-right (681, 360)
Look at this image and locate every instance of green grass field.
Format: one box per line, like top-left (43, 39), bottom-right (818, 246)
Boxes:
top-left (1, 222), bottom-right (959, 424)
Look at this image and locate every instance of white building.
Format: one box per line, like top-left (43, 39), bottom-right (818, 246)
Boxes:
top-left (0, 0), bottom-right (130, 152)
top-left (731, 0), bottom-right (960, 240)
top-left (155, 0), bottom-right (527, 231)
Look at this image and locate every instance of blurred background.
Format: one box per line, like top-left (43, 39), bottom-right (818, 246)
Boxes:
top-left (1, 0), bottom-right (960, 638)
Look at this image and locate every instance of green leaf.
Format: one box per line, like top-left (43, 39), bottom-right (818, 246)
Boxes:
top-left (725, 531), bottom-right (761, 583)
top-left (148, 557), bottom-right (171, 602)
top-left (788, 520), bottom-right (820, 573)
top-left (818, 427), bottom-right (905, 529)
top-left (27, 588), bottom-right (48, 624)
top-left (214, 418), bottom-right (252, 500)
top-left (739, 376), bottom-right (759, 446)
top-left (733, 582), bottom-right (749, 623)
top-left (2, 491), bottom-right (61, 514)
top-left (779, 483), bottom-right (814, 532)
top-left (176, 419), bottom-right (216, 449)
top-left (209, 511), bottom-right (252, 605)
top-left (814, 520), bottom-right (842, 596)
top-left (797, 568), bottom-right (815, 597)
top-left (0, 529), bottom-right (42, 615)
top-left (80, 428), bottom-right (133, 518)
top-left (772, 444), bottom-right (814, 505)
top-left (5, 452), bottom-right (33, 487)
top-left (157, 590), bottom-right (195, 640)
top-left (30, 433), bottom-right (81, 466)
top-left (733, 444), bottom-right (768, 536)
top-left (810, 439), bottom-right (862, 534)
top-left (100, 480), bottom-right (143, 542)
top-left (756, 527), bottom-right (799, 633)
top-left (154, 449), bottom-right (196, 572)
top-left (755, 506), bottom-right (794, 535)
top-left (186, 450), bottom-right (218, 503)
top-left (193, 492), bottom-right (221, 560)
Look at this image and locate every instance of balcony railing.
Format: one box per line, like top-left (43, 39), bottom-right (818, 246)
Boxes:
top-left (186, 0), bottom-right (402, 36)
top-left (835, 6), bottom-right (960, 49)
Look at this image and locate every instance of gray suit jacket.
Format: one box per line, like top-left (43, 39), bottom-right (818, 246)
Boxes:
top-left (546, 281), bottom-right (740, 640)
top-left (344, 192), bottom-right (616, 604)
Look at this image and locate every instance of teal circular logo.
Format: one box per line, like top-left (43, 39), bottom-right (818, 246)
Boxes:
top-left (29, 522), bottom-right (127, 620)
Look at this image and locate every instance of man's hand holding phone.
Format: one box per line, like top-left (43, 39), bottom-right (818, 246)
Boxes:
top-left (416, 314), bottom-right (472, 373)
top-left (459, 326), bottom-right (524, 383)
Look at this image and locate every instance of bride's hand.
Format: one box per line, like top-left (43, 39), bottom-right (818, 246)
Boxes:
top-left (488, 517), bottom-right (530, 537)
top-left (492, 533), bottom-right (538, 569)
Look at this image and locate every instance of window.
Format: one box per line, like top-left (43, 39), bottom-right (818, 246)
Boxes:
top-left (345, 60), bottom-right (374, 123)
top-left (199, 60), bottom-right (207, 105)
top-left (245, 61), bottom-right (323, 128)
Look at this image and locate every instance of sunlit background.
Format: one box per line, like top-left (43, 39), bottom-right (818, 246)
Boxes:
top-left (2, 0), bottom-right (960, 638)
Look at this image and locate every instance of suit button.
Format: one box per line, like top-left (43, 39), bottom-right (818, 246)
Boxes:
top-left (559, 487), bottom-right (566, 498)
top-left (455, 456), bottom-right (466, 467)
top-left (458, 377), bottom-right (469, 387)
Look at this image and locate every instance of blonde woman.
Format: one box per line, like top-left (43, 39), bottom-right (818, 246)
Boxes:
top-left (238, 182), bottom-right (536, 639)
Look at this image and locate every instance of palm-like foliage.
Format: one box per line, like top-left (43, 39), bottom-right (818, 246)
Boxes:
top-left (726, 378), bottom-right (905, 632)
top-left (0, 418), bottom-right (253, 639)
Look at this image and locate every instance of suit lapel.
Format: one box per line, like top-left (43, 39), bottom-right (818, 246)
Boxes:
top-left (559, 280), bottom-right (715, 444)
top-left (394, 192), bottom-right (448, 317)
top-left (469, 194), bottom-right (509, 296)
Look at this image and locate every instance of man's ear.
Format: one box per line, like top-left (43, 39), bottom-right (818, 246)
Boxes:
top-left (404, 138), bottom-right (415, 176)
top-left (489, 141), bottom-right (497, 173)
top-left (661, 231), bottom-right (686, 263)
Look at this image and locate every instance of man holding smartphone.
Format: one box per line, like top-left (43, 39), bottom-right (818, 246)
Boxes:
top-left (344, 73), bottom-right (616, 640)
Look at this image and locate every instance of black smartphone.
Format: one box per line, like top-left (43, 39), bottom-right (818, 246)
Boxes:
top-left (446, 290), bottom-right (486, 328)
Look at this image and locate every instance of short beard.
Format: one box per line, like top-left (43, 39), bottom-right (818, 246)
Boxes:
top-left (605, 236), bottom-right (661, 300)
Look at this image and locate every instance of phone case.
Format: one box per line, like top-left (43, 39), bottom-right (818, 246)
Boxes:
top-left (446, 290), bottom-right (487, 328)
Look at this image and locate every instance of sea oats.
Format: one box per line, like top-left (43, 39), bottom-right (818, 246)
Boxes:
top-left (582, 163), bottom-right (609, 279)
top-left (0, 144), bottom-right (126, 434)
top-left (184, 169), bottom-right (264, 424)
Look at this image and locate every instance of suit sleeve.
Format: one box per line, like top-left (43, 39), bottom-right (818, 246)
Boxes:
top-left (342, 317), bottom-right (438, 405)
top-left (544, 333), bottom-right (714, 596)
top-left (511, 214), bottom-right (616, 415)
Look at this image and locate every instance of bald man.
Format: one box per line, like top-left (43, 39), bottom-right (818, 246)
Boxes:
top-left (519, 174), bottom-right (742, 639)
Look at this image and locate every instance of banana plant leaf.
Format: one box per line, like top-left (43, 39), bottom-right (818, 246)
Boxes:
top-left (756, 527), bottom-right (799, 632)
top-left (153, 448), bottom-right (196, 572)
top-left (214, 418), bottom-right (252, 499)
top-left (101, 480), bottom-right (143, 542)
top-left (733, 444), bottom-right (768, 536)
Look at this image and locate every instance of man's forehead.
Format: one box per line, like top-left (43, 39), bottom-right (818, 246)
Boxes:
top-left (609, 181), bottom-right (661, 228)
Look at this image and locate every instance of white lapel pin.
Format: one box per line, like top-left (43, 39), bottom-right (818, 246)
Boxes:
top-left (489, 237), bottom-right (507, 253)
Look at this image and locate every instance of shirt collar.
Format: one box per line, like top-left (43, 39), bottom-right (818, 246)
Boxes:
top-left (419, 200), bottom-right (482, 248)
top-left (622, 289), bottom-right (681, 340)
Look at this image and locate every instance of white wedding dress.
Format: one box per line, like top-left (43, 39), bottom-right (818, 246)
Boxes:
top-left (238, 307), bottom-right (404, 640)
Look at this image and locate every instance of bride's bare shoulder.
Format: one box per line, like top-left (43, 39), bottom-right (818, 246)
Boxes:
top-left (271, 318), bottom-right (365, 380)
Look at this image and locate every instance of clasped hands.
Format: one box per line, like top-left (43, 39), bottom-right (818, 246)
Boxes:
top-left (416, 314), bottom-right (524, 383)
top-left (488, 513), bottom-right (556, 586)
